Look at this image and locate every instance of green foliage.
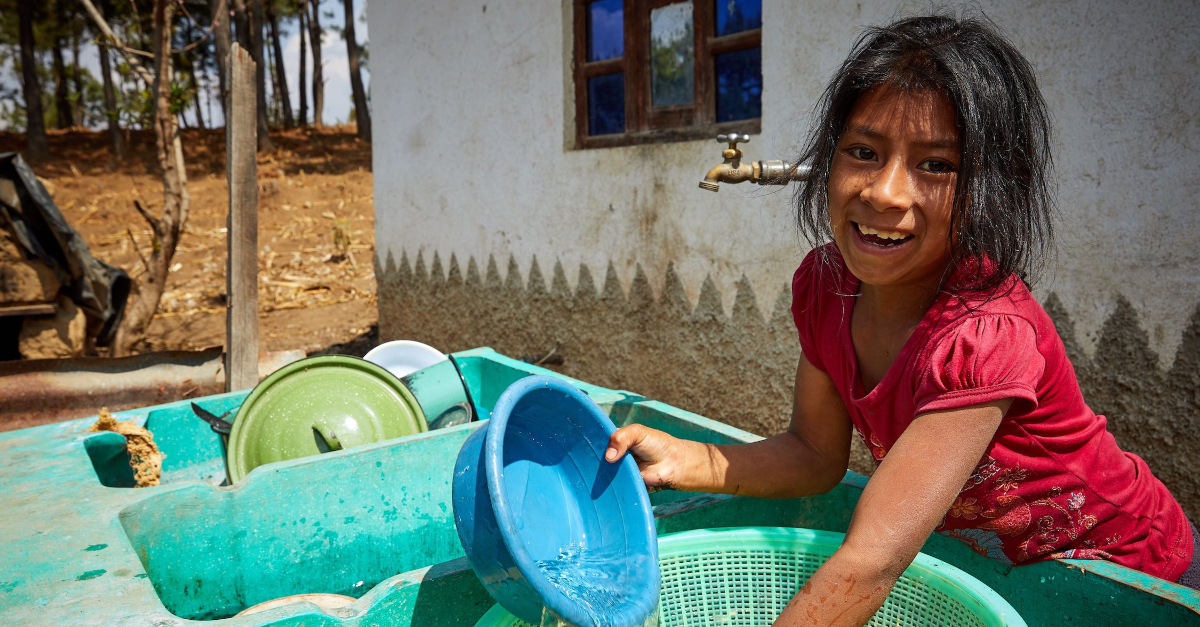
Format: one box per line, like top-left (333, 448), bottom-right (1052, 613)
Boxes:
top-left (0, 0), bottom-right (331, 132)
top-left (0, 100), bottom-right (26, 131)
top-left (0, 0), bottom-right (223, 131)
top-left (168, 80), bottom-right (191, 116)
top-left (61, 63), bottom-right (107, 127)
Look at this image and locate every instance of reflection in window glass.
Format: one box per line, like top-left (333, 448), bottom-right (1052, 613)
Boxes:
top-left (715, 47), bottom-right (761, 122)
top-left (650, 2), bottom-right (694, 107)
top-left (587, 0), bottom-right (624, 62)
top-left (588, 73), bottom-right (626, 135)
top-left (714, 0), bottom-right (762, 36)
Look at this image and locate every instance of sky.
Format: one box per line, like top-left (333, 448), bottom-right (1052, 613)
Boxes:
top-left (0, 0), bottom-right (369, 131)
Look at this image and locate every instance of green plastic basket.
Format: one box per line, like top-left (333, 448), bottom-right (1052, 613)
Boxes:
top-left (473, 527), bottom-right (1025, 627)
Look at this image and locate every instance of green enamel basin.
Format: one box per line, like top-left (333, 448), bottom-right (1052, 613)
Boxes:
top-left (227, 355), bottom-right (428, 482)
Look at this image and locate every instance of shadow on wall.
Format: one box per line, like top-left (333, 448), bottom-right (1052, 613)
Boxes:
top-left (376, 250), bottom-right (1200, 521)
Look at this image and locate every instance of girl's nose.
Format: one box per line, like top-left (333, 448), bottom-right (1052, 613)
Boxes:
top-left (860, 158), bottom-right (912, 212)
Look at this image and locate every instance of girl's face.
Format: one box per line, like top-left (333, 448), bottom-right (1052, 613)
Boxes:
top-left (828, 87), bottom-right (962, 290)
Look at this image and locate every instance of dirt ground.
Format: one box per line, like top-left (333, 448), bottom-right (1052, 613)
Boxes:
top-left (0, 127), bottom-right (379, 357)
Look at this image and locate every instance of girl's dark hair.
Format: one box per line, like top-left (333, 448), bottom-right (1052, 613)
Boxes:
top-left (794, 13), bottom-right (1055, 295)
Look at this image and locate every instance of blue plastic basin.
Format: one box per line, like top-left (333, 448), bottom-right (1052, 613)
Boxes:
top-left (452, 376), bottom-right (660, 627)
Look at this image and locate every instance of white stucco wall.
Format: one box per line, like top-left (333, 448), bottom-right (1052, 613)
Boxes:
top-left (370, 0), bottom-right (1200, 366)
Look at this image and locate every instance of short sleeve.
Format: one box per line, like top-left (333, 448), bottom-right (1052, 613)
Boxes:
top-left (790, 249), bottom-right (827, 373)
top-left (914, 315), bottom-right (1045, 415)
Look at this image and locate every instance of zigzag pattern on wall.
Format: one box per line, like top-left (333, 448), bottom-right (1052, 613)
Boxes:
top-left (376, 249), bottom-right (1200, 519)
top-left (376, 249), bottom-right (791, 326)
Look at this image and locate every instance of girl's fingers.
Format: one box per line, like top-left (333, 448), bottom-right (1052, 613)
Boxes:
top-left (610, 425), bottom-right (675, 491)
top-left (606, 424), bottom-right (648, 461)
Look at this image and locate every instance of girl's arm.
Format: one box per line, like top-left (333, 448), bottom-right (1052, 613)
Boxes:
top-left (773, 400), bottom-right (1009, 627)
top-left (605, 355), bottom-right (853, 498)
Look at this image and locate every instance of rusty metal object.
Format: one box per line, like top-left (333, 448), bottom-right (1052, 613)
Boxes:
top-left (699, 134), bottom-right (812, 192)
top-left (0, 348), bottom-right (305, 431)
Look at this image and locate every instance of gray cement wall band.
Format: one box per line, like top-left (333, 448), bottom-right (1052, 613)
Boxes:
top-left (376, 250), bottom-right (1200, 520)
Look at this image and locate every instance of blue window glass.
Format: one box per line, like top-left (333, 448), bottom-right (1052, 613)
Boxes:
top-left (714, 0), bottom-right (762, 37)
top-left (715, 47), bottom-right (761, 122)
top-left (588, 73), bottom-right (626, 135)
top-left (587, 0), bottom-right (624, 62)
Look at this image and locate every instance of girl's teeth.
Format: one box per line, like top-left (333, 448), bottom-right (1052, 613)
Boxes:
top-left (856, 223), bottom-right (908, 240)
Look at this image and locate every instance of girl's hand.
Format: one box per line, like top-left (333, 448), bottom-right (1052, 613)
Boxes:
top-left (605, 356), bottom-right (857, 498)
top-left (605, 424), bottom-right (695, 490)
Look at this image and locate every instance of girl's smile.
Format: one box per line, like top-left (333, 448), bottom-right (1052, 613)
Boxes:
top-left (829, 87), bottom-right (962, 291)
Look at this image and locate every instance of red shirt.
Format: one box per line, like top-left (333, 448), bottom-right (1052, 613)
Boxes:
top-left (791, 245), bottom-right (1192, 581)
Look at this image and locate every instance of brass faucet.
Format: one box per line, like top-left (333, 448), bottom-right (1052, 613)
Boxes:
top-left (699, 134), bottom-right (812, 192)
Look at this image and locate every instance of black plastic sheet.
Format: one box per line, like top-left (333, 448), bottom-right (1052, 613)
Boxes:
top-left (0, 152), bottom-right (130, 346)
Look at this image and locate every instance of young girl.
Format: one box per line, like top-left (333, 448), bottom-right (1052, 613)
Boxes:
top-left (605, 13), bottom-right (1196, 626)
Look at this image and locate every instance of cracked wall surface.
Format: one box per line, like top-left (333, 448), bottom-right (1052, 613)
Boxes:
top-left (377, 251), bottom-right (1200, 520)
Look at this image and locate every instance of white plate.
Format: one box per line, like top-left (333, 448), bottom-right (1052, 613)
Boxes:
top-left (364, 340), bottom-right (448, 379)
top-left (236, 593), bottom-right (355, 617)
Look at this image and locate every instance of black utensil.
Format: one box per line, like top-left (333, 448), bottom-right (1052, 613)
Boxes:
top-left (191, 402), bottom-right (235, 486)
top-left (190, 402), bottom-right (233, 435)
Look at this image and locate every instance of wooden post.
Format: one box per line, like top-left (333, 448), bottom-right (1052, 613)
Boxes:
top-left (225, 44), bottom-right (259, 392)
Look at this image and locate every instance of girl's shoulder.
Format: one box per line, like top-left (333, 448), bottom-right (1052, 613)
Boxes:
top-left (912, 278), bottom-right (1067, 414)
top-left (933, 275), bottom-right (1048, 344)
top-left (791, 244), bottom-right (854, 374)
top-left (791, 243), bottom-right (854, 302)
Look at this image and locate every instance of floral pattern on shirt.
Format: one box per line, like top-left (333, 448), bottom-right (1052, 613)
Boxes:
top-left (961, 455), bottom-right (1001, 492)
top-left (937, 458), bottom-right (1113, 566)
top-left (1016, 487), bottom-right (1100, 561)
top-left (945, 528), bottom-right (1013, 564)
top-left (949, 497), bottom-right (982, 520)
top-left (992, 465), bottom-right (1028, 493)
top-left (868, 433), bottom-right (888, 461)
top-left (1051, 547), bottom-right (1114, 560)
top-left (854, 430), bottom-right (1118, 568)
top-left (855, 428), bottom-right (889, 462)
top-left (979, 494), bottom-right (1031, 536)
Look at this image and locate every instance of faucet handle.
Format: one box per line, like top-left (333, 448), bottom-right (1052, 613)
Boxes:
top-left (717, 133), bottom-right (750, 149)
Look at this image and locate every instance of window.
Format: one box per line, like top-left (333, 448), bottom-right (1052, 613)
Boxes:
top-left (572, 0), bottom-right (763, 149)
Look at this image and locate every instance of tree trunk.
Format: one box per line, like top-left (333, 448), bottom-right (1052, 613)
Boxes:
top-left (209, 0), bottom-right (231, 121)
top-left (189, 55), bottom-right (207, 130)
top-left (266, 0), bottom-right (294, 129)
top-left (232, 0), bottom-right (252, 49)
top-left (308, 0), bottom-right (323, 127)
top-left (17, 0), bottom-right (49, 162)
top-left (113, 0), bottom-right (191, 355)
top-left (71, 29), bottom-right (86, 127)
top-left (266, 34), bottom-right (280, 123)
top-left (298, 8), bottom-right (307, 127)
top-left (52, 41), bottom-right (74, 129)
top-left (97, 0), bottom-right (127, 159)
top-left (250, 0), bottom-right (273, 149)
top-left (203, 71), bottom-right (214, 128)
top-left (343, 0), bottom-right (370, 139)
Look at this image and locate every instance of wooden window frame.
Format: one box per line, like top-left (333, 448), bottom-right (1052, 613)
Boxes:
top-left (573, 0), bottom-right (762, 150)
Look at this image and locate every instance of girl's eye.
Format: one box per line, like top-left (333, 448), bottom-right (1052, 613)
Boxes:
top-left (847, 146), bottom-right (876, 161)
top-left (919, 159), bottom-right (957, 174)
